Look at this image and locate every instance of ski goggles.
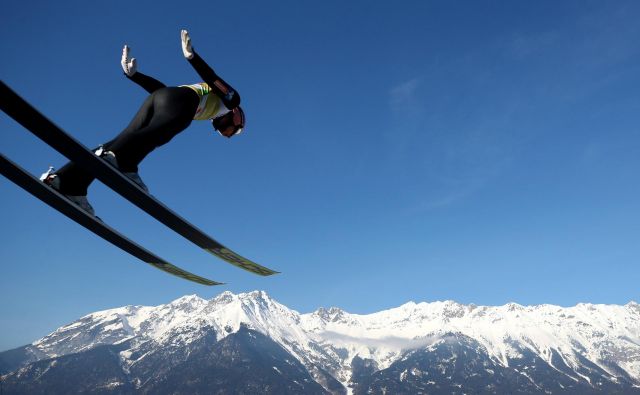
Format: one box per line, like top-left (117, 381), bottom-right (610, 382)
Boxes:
top-left (213, 107), bottom-right (245, 138)
top-left (230, 106), bottom-right (245, 136)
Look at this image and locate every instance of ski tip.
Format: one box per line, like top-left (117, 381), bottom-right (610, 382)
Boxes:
top-left (191, 278), bottom-right (225, 286)
top-left (205, 247), bottom-right (280, 276)
top-left (189, 276), bottom-right (225, 286)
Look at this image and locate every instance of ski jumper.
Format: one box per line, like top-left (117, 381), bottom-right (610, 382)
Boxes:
top-left (54, 52), bottom-right (240, 196)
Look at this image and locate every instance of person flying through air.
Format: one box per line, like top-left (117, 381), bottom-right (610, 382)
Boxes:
top-left (41, 29), bottom-right (245, 215)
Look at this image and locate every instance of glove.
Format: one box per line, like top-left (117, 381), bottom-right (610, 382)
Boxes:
top-left (121, 45), bottom-right (137, 77)
top-left (181, 29), bottom-right (194, 60)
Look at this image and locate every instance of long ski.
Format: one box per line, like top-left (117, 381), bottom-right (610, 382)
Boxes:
top-left (0, 153), bottom-right (221, 286)
top-left (0, 81), bottom-right (278, 276)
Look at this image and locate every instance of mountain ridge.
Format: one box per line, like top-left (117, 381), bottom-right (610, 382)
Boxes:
top-left (2, 291), bottom-right (639, 394)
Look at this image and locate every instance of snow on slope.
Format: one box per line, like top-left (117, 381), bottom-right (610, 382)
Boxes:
top-left (301, 300), bottom-right (640, 380)
top-left (28, 291), bottom-right (640, 385)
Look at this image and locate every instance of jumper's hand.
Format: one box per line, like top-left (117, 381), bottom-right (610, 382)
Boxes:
top-left (181, 29), bottom-right (194, 60)
top-left (121, 45), bottom-right (137, 77)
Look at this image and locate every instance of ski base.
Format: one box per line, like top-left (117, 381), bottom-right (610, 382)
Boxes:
top-left (0, 153), bottom-right (222, 286)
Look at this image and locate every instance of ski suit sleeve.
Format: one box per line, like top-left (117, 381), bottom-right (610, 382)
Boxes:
top-left (187, 51), bottom-right (241, 109)
top-left (126, 72), bottom-right (166, 94)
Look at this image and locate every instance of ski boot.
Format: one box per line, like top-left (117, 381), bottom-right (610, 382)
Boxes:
top-left (95, 146), bottom-right (149, 192)
top-left (40, 166), bottom-right (96, 216)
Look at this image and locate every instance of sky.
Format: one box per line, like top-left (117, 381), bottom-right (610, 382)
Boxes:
top-left (1, 0), bottom-right (639, 351)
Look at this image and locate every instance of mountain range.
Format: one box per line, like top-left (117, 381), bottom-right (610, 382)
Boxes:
top-left (1, 291), bottom-right (639, 394)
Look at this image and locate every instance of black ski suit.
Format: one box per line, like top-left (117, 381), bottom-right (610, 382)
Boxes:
top-left (55, 52), bottom-right (240, 196)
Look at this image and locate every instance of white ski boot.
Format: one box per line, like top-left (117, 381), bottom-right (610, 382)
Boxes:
top-left (95, 146), bottom-right (149, 192)
top-left (40, 166), bottom-right (96, 216)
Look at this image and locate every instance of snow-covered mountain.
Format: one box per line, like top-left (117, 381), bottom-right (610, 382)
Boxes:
top-left (2, 291), bottom-right (639, 394)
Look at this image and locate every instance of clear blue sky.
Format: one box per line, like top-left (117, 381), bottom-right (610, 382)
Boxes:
top-left (1, 1), bottom-right (639, 350)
